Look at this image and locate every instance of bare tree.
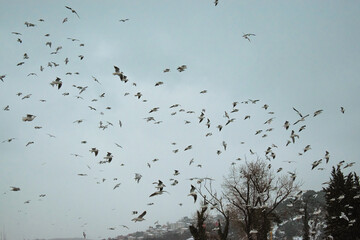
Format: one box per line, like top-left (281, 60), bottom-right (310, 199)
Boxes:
top-left (196, 180), bottom-right (230, 240)
top-left (223, 158), bottom-right (300, 240)
top-left (189, 197), bottom-right (209, 240)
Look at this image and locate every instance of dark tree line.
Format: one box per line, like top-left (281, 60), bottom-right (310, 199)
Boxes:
top-left (323, 166), bottom-right (360, 240)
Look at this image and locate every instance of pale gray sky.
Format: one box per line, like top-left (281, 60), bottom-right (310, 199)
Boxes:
top-left (1, 1), bottom-right (360, 239)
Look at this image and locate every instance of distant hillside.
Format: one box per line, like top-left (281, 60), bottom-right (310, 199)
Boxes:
top-left (36, 238), bottom-right (88, 240)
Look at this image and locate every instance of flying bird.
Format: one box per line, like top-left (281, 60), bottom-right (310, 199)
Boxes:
top-left (293, 114), bottom-right (309, 125)
top-left (89, 148), bottom-right (99, 156)
top-left (135, 173), bottom-right (142, 183)
top-left (184, 145), bottom-right (192, 151)
top-left (188, 185), bottom-right (197, 203)
top-left (10, 186), bottom-right (20, 191)
top-left (242, 33), bottom-right (256, 42)
top-left (22, 114), bottom-right (36, 122)
top-left (177, 65), bottom-right (187, 72)
top-left (113, 66), bottom-right (128, 82)
top-left (65, 6), bottom-right (80, 18)
top-left (50, 77), bottom-right (62, 89)
top-left (103, 152), bottom-right (113, 162)
top-left (313, 109), bottom-right (323, 117)
top-left (311, 159), bottom-right (322, 170)
top-left (325, 151), bottom-right (330, 163)
top-left (132, 211), bottom-right (146, 222)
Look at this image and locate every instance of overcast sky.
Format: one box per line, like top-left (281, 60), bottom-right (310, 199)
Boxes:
top-left (1, 1), bottom-right (360, 239)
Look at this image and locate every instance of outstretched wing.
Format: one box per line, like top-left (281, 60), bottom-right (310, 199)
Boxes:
top-left (292, 107), bottom-right (303, 117)
top-left (138, 211), bottom-right (147, 218)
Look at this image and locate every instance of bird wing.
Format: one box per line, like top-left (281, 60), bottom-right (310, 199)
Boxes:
top-left (292, 107), bottom-right (303, 117)
top-left (138, 211), bottom-right (146, 218)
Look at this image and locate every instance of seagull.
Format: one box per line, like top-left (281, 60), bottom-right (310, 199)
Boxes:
top-left (188, 185), bottom-right (197, 203)
top-left (299, 125), bottom-right (306, 132)
top-left (304, 145), bottom-right (311, 152)
top-left (313, 109), bottom-right (323, 117)
top-left (163, 68), bottom-right (170, 73)
top-left (92, 76), bottom-right (101, 84)
top-left (103, 152), bottom-right (113, 162)
top-left (115, 143), bottom-right (123, 148)
top-left (344, 162), bottom-right (355, 168)
top-left (134, 92), bottom-right (142, 99)
top-left (0, 75), bottom-right (6, 82)
top-left (290, 130), bottom-right (299, 143)
top-left (311, 159), bottom-right (322, 170)
top-left (214, 0), bottom-right (219, 6)
top-left (119, 18), bottom-right (129, 22)
top-left (113, 183), bottom-right (121, 190)
top-left (65, 6), bottom-right (80, 18)
top-left (22, 94), bottom-right (32, 100)
top-left (73, 119), bottom-right (84, 124)
top-left (313, 209), bottom-right (321, 215)
top-left (222, 141), bottom-right (227, 151)
top-left (184, 145), bottom-right (192, 151)
top-left (10, 186), bottom-right (20, 191)
top-left (324, 151), bottom-right (330, 163)
top-left (113, 66), bottom-right (128, 82)
top-left (24, 21), bottom-right (36, 27)
top-left (89, 148), bottom-right (99, 156)
top-left (3, 105), bottom-right (10, 111)
top-left (242, 33), bottom-right (256, 42)
top-left (283, 121), bottom-right (290, 130)
top-left (149, 107), bottom-right (159, 113)
top-left (149, 189), bottom-right (168, 197)
top-left (177, 65), bottom-right (187, 72)
top-left (46, 41), bottom-right (52, 48)
top-left (135, 173), bottom-right (142, 183)
top-left (294, 114), bottom-right (309, 125)
top-left (153, 180), bottom-right (166, 190)
top-left (132, 211), bottom-right (146, 222)
top-left (340, 107), bottom-right (345, 114)
top-left (22, 114), bottom-right (36, 122)
top-left (340, 212), bottom-right (349, 221)
top-left (50, 77), bottom-right (62, 89)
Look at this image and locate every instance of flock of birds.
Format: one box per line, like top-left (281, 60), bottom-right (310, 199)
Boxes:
top-left (0, 3), bottom-right (356, 238)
